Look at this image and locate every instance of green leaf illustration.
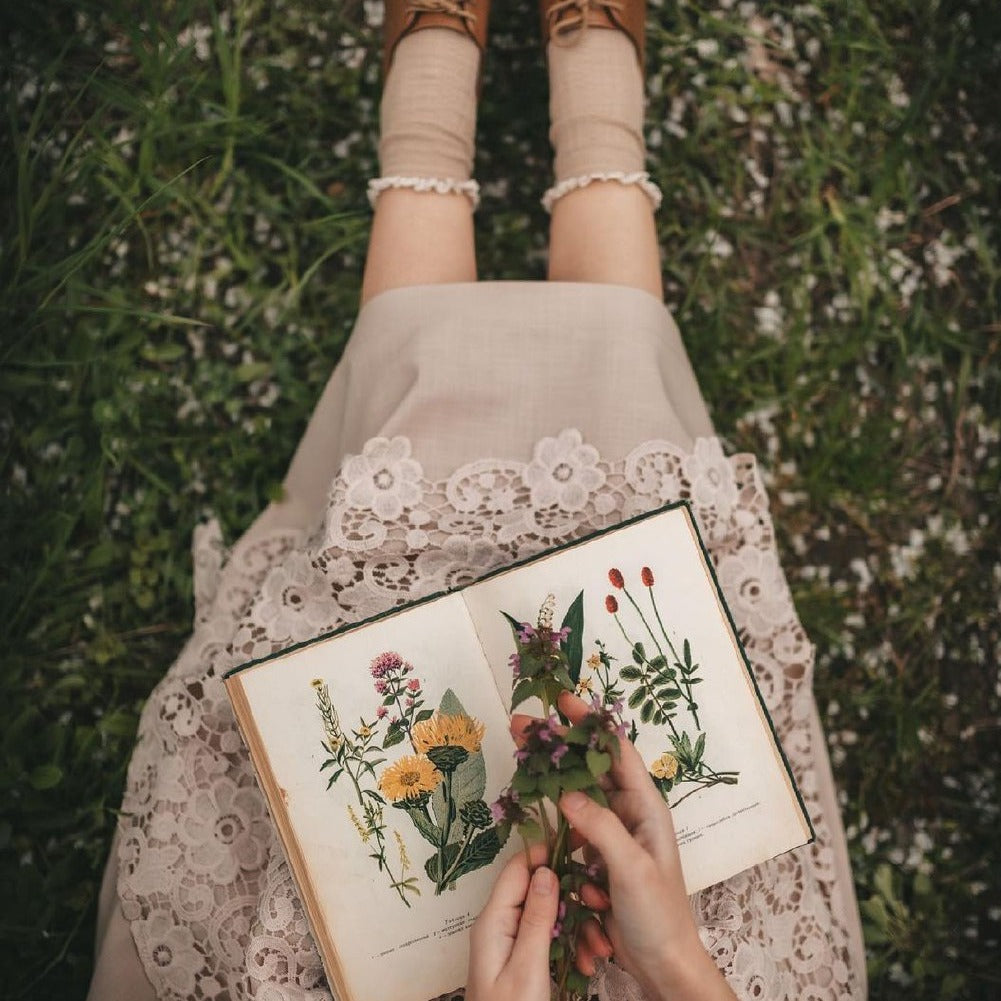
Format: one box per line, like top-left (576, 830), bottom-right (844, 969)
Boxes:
top-left (424, 841), bottom-right (462, 883)
top-left (442, 826), bottom-right (509, 885)
top-left (429, 689), bottom-right (487, 839)
top-left (402, 804), bottom-right (440, 847)
top-left (560, 590), bottom-right (585, 685)
top-left (501, 610), bottom-right (523, 635)
top-left (383, 725), bottom-right (406, 749)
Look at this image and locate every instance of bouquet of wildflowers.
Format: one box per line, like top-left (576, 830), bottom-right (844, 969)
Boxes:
top-left (491, 596), bottom-right (626, 1001)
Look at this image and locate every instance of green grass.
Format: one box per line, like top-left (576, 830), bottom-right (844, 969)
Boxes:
top-left (1, 0), bottom-right (998, 998)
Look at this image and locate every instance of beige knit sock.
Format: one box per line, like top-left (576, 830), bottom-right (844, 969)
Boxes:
top-left (368, 29), bottom-right (481, 210)
top-left (543, 28), bottom-right (662, 212)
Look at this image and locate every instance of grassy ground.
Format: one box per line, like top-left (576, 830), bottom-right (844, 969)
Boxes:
top-left (1, 0), bottom-right (998, 997)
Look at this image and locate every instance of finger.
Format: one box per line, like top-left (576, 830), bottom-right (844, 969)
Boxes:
top-left (581, 915), bottom-right (613, 961)
top-left (557, 690), bottom-right (668, 804)
top-left (574, 938), bottom-right (597, 978)
top-left (558, 790), bottom-right (641, 882)
top-left (479, 847), bottom-right (533, 912)
top-left (509, 865), bottom-right (561, 972)
top-left (579, 882), bottom-right (611, 911)
top-left (470, 844), bottom-right (548, 972)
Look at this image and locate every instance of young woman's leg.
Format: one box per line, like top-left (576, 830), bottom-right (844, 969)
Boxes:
top-left (547, 180), bottom-right (663, 300)
top-left (360, 23), bottom-right (484, 306)
top-left (361, 188), bottom-right (476, 306)
top-left (541, 23), bottom-right (664, 300)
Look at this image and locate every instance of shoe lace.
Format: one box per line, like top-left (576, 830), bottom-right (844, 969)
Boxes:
top-left (405, 0), bottom-right (477, 27)
top-left (547, 0), bottom-right (627, 47)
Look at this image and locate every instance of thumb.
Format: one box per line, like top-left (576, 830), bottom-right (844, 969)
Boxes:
top-left (559, 790), bottom-right (635, 872)
top-left (509, 865), bottom-right (560, 970)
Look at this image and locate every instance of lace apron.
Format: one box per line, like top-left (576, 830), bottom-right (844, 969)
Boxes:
top-left (88, 282), bottom-right (867, 1001)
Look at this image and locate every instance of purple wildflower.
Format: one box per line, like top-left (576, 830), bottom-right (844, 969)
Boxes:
top-left (490, 788), bottom-right (522, 823)
top-left (509, 652), bottom-right (521, 677)
top-left (374, 679), bottom-right (388, 694)
top-left (550, 744), bottom-right (569, 766)
top-left (517, 623), bottom-right (536, 644)
top-left (551, 900), bottom-right (567, 939)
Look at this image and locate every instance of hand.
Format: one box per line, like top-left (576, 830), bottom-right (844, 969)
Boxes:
top-left (513, 691), bottom-right (736, 1001)
top-left (465, 841), bottom-right (560, 1001)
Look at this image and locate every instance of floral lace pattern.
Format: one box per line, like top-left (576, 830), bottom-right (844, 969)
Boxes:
top-left (116, 430), bottom-right (862, 1001)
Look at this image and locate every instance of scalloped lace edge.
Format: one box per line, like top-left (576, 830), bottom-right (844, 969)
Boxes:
top-left (541, 170), bottom-right (664, 213)
top-left (367, 176), bottom-right (481, 210)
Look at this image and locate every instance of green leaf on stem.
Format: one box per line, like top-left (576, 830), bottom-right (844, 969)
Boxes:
top-left (560, 590), bottom-right (585, 684)
top-left (585, 749), bottom-right (611, 777)
top-left (382, 726), bottom-right (406, 749)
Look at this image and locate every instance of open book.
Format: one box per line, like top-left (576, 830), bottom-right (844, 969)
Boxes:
top-left (224, 501), bottom-right (812, 1001)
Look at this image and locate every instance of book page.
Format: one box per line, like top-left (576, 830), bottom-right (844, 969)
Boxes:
top-left (462, 504), bottom-right (811, 894)
top-left (231, 594), bottom-right (522, 1001)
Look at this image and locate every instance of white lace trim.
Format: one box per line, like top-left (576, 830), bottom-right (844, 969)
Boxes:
top-left (367, 175), bottom-right (481, 210)
top-left (116, 431), bottom-right (863, 1001)
top-left (541, 171), bottom-right (663, 213)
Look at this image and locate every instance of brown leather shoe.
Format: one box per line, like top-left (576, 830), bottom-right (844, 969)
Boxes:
top-left (540, 0), bottom-right (646, 70)
top-left (383, 0), bottom-right (492, 98)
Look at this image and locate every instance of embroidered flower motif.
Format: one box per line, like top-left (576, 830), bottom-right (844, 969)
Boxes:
top-left (342, 436), bottom-right (423, 521)
top-left (254, 551), bottom-right (330, 643)
top-left (716, 545), bottom-right (794, 635)
top-left (523, 430), bottom-right (605, 512)
top-left (684, 437), bottom-right (738, 513)
top-left (181, 776), bottom-right (269, 883)
top-left (139, 910), bottom-right (201, 995)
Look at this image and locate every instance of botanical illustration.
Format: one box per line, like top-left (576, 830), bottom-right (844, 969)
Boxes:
top-left (505, 564), bottom-right (739, 809)
top-left (312, 653), bottom-right (507, 908)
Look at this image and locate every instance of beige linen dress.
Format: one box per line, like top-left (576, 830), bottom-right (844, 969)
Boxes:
top-left (88, 281), bottom-right (867, 1001)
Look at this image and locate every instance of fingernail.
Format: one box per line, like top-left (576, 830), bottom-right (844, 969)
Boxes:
top-left (532, 866), bottom-right (553, 894)
top-left (562, 791), bottom-right (587, 812)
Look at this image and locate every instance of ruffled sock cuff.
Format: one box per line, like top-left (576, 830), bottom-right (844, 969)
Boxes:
top-left (540, 171), bottom-right (663, 214)
top-left (367, 176), bottom-right (481, 211)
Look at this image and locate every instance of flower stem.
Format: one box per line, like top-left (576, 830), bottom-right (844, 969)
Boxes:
top-left (622, 584), bottom-right (664, 659)
top-left (439, 824), bottom-right (475, 889)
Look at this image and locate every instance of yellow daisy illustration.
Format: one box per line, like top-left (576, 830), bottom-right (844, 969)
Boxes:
top-left (411, 712), bottom-right (485, 755)
top-left (586, 652), bottom-right (602, 670)
top-left (378, 754), bottom-right (443, 803)
top-left (651, 752), bottom-right (679, 781)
